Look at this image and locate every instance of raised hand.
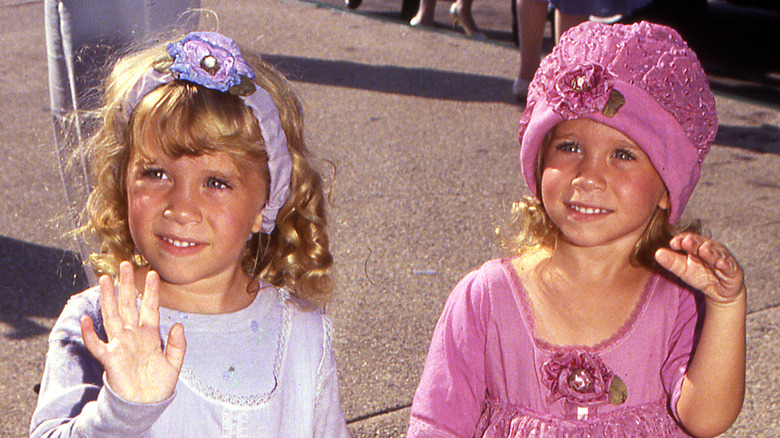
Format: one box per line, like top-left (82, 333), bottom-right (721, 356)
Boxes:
top-left (81, 261), bottom-right (187, 403)
top-left (655, 232), bottom-right (746, 305)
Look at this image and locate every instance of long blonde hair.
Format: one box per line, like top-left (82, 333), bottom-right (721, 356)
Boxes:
top-left (80, 38), bottom-right (333, 304)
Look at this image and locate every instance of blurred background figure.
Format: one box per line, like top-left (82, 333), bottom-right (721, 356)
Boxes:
top-left (44, 0), bottom-right (200, 279)
top-left (513, 0), bottom-right (652, 101)
top-left (411, 0), bottom-right (487, 38)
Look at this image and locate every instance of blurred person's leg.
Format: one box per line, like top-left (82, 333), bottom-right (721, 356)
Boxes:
top-left (514, 0), bottom-right (548, 99)
top-left (44, 0), bottom-right (200, 282)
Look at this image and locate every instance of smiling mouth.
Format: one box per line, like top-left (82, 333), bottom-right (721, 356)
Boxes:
top-left (568, 204), bottom-right (611, 215)
top-left (161, 236), bottom-right (199, 248)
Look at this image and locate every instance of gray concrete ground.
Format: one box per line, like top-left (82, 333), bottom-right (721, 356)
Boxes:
top-left (1, 0), bottom-right (779, 436)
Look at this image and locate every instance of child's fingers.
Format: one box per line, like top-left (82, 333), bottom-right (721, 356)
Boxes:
top-left (667, 232), bottom-right (693, 251)
top-left (660, 233), bottom-right (746, 301)
top-left (671, 232), bottom-right (707, 255)
top-left (164, 323), bottom-right (187, 371)
top-left (99, 274), bottom-right (121, 336)
top-left (116, 261), bottom-right (140, 326)
top-left (80, 315), bottom-right (107, 363)
top-left (654, 247), bottom-right (687, 279)
top-left (138, 270), bottom-right (161, 329)
top-left (681, 235), bottom-right (741, 280)
top-left (714, 255), bottom-right (741, 279)
top-left (669, 233), bottom-right (731, 273)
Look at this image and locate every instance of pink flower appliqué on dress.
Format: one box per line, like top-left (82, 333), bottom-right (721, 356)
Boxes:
top-left (546, 63), bottom-right (615, 120)
top-left (541, 350), bottom-right (614, 406)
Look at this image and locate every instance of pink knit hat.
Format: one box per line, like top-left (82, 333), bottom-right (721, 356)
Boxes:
top-left (518, 21), bottom-right (718, 224)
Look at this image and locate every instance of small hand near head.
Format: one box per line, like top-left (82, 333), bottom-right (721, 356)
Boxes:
top-left (81, 261), bottom-right (187, 403)
top-left (655, 232), bottom-right (746, 305)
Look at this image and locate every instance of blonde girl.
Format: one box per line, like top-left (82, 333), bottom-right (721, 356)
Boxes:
top-left (31, 32), bottom-right (349, 437)
top-left (409, 21), bottom-right (745, 437)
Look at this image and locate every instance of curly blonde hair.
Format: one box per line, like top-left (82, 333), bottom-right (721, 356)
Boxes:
top-left (79, 38), bottom-right (332, 304)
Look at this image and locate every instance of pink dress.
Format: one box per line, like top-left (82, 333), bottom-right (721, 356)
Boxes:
top-left (408, 258), bottom-right (701, 437)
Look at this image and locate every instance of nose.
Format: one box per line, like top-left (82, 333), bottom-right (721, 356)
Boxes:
top-left (571, 156), bottom-right (606, 192)
top-left (162, 183), bottom-right (202, 225)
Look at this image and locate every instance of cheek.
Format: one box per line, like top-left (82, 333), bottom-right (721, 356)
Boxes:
top-left (210, 201), bottom-right (260, 240)
top-left (617, 171), bottom-right (666, 210)
top-left (539, 167), bottom-right (566, 201)
top-left (125, 189), bottom-right (156, 232)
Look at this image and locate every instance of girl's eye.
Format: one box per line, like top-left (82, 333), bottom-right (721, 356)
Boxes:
top-left (206, 177), bottom-right (231, 190)
top-left (614, 149), bottom-right (636, 160)
top-left (556, 141), bottom-right (581, 154)
top-left (142, 168), bottom-right (168, 180)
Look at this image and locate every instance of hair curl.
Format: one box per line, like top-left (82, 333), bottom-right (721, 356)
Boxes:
top-left (78, 37), bottom-right (332, 304)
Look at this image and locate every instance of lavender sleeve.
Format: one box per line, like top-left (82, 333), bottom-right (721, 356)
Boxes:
top-left (313, 317), bottom-right (350, 437)
top-left (661, 284), bottom-right (702, 422)
top-left (408, 269), bottom-right (491, 438)
top-left (30, 289), bottom-right (172, 438)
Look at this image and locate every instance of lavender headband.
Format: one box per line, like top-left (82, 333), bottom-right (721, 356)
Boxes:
top-left (124, 32), bottom-right (291, 234)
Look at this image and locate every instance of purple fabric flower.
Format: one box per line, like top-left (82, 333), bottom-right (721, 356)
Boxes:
top-left (546, 63), bottom-right (615, 120)
top-left (166, 31), bottom-right (255, 92)
top-left (541, 350), bottom-right (614, 406)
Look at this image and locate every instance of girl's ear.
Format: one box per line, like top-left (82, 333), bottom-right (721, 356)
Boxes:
top-left (251, 211), bottom-right (265, 234)
top-left (658, 190), bottom-right (671, 210)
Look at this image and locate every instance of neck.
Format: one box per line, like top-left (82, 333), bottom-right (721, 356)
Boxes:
top-left (546, 238), bottom-right (649, 289)
top-left (135, 265), bottom-right (257, 314)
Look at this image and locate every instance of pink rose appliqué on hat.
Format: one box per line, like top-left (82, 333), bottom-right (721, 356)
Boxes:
top-left (547, 63), bottom-right (617, 119)
top-left (518, 21), bottom-right (718, 224)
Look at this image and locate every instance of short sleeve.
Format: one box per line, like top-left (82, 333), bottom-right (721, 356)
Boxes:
top-left (661, 284), bottom-right (702, 421)
top-left (408, 268), bottom-right (492, 438)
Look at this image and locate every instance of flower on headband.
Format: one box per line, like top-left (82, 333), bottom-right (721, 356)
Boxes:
top-left (166, 32), bottom-right (255, 94)
top-left (547, 63), bottom-right (616, 119)
top-left (541, 350), bottom-right (626, 406)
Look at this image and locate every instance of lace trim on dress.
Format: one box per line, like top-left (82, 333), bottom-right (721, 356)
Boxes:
top-left (500, 258), bottom-right (657, 354)
top-left (177, 287), bottom-right (293, 407)
top-left (314, 315), bottom-right (334, 405)
top-left (475, 397), bottom-right (690, 438)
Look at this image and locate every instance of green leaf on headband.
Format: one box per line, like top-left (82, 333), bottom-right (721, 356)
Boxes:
top-left (152, 54), bottom-right (175, 73)
top-left (229, 75), bottom-right (257, 97)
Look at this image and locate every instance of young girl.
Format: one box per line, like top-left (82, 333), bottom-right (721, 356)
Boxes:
top-left (31, 32), bottom-right (349, 437)
top-left (409, 21), bottom-right (746, 437)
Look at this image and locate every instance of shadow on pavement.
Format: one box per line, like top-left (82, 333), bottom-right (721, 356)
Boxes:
top-left (262, 54), bottom-right (516, 104)
top-left (0, 236), bottom-right (89, 340)
top-left (717, 124), bottom-right (780, 155)
top-left (316, 0), bottom-right (780, 107)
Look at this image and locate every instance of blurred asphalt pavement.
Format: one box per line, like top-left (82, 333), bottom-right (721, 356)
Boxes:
top-left (1, 0), bottom-right (778, 436)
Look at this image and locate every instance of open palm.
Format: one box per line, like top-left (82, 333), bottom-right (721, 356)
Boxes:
top-left (81, 261), bottom-right (187, 403)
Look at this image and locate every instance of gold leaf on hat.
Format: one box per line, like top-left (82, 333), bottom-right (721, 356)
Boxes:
top-left (601, 89), bottom-right (626, 118)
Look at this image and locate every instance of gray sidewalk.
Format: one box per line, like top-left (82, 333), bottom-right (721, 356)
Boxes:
top-left (1, 0), bottom-right (778, 436)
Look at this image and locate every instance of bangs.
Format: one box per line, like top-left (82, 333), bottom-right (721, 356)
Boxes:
top-left (129, 81), bottom-right (266, 164)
